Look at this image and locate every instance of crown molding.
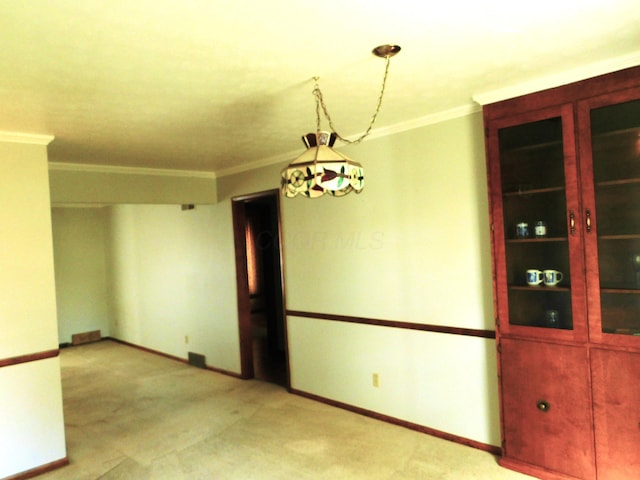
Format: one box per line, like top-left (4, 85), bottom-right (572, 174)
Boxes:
top-left (215, 103), bottom-right (482, 178)
top-left (222, 54), bottom-right (640, 179)
top-left (51, 203), bottom-right (109, 209)
top-left (48, 161), bottom-right (216, 179)
top-left (215, 149), bottom-right (298, 178)
top-left (473, 51), bottom-right (640, 106)
top-left (0, 131), bottom-right (54, 145)
top-left (359, 104), bottom-right (482, 141)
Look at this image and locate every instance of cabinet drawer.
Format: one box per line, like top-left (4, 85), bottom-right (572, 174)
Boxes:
top-left (499, 338), bottom-right (595, 479)
top-left (591, 348), bottom-right (640, 479)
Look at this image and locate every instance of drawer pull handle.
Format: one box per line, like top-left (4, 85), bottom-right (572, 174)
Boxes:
top-left (537, 400), bottom-right (550, 412)
top-left (586, 209), bottom-right (592, 233)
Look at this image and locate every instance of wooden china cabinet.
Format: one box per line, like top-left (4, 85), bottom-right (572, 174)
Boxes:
top-left (484, 66), bottom-right (640, 480)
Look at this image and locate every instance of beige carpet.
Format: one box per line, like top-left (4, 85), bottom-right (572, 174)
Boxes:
top-left (38, 340), bottom-right (534, 479)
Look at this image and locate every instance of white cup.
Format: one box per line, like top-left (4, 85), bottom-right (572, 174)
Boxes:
top-left (526, 269), bottom-right (544, 286)
top-left (543, 270), bottom-right (563, 286)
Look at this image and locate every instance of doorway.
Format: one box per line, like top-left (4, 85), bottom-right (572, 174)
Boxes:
top-left (232, 189), bottom-right (288, 387)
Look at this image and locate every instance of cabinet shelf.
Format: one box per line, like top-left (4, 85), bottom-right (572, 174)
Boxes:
top-left (600, 288), bottom-right (640, 294)
top-left (503, 186), bottom-right (564, 197)
top-left (506, 236), bottom-right (567, 244)
top-left (501, 139), bottom-right (562, 154)
top-left (592, 125), bottom-right (640, 139)
top-left (599, 234), bottom-right (640, 240)
top-left (596, 177), bottom-right (640, 188)
top-left (509, 285), bottom-right (571, 292)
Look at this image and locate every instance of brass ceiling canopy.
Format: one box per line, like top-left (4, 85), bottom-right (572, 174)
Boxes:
top-left (372, 44), bottom-right (401, 58)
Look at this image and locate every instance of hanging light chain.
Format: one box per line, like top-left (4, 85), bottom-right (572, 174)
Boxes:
top-left (314, 76), bottom-right (322, 134)
top-left (312, 54), bottom-right (392, 145)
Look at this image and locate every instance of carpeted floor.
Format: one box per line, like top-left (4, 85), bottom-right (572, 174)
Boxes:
top-left (38, 340), bottom-right (534, 479)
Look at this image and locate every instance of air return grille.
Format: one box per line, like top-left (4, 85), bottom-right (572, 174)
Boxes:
top-left (188, 352), bottom-right (206, 369)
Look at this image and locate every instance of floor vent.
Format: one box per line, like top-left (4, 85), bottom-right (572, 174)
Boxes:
top-left (71, 330), bottom-right (101, 345)
top-left (188, 352), bottom-right (206, 369)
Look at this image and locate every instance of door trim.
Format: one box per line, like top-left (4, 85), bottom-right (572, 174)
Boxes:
top-left (231, 189), bottom-right (289, 387)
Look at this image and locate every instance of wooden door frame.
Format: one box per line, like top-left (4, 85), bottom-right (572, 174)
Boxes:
top-left (231, 189), bottom-right (289, 387)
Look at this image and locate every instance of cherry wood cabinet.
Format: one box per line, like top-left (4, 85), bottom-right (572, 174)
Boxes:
top-left (591, 348), bottom-right (640, 479)
top-left (500, 339), bottom-right (595, 479)
top-left (484, 66), bottom-right (640, 480)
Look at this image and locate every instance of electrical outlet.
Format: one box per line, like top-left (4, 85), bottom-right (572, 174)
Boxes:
top-left (185, 335), bottom-right (189, 344)
top-left (372, 373), bottom-right (380, 388)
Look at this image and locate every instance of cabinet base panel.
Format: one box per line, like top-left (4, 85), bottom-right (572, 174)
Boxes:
top-left (499, 457), bottom-right (590, 480)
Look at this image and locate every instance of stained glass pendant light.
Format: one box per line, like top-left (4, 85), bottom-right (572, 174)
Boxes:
top-left (281, 44), bottom-right (400, 198)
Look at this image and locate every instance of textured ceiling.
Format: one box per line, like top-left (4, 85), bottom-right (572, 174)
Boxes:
top-left (1, 0), bottom-right (639, 176)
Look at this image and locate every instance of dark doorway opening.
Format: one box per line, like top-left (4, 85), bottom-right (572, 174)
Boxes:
top-left (232, 190), bottom-right (288, 387)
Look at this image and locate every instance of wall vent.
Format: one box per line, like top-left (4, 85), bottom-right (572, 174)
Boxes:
top-left (71, 330), bottom-right (101, 345)
top-left (188, 352), bottom-right (206, 369)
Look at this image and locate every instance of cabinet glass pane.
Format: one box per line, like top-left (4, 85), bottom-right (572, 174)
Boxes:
top-left (592, 99), bottom-right (640, 336)
top-left (499, 118), bottom-right (573, 330)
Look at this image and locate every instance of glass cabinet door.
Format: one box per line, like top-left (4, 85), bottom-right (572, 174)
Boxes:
top-left (580, 90), bottom-right (640, 343)
top-left (489, 105), bottom-right (585, 340)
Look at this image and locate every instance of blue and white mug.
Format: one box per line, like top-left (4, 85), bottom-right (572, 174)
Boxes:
top-left (543, 270), bottom-right (563, 286)
top-left (516, 222), bottom-right (529, 238)
top-left (526, 269), bottom-right (544, 286)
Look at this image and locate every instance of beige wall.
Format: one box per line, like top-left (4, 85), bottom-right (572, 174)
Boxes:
top-left (49, 164), bottom-right (217, 205)
top-left (218, 110), bottom-right (500, 445)
top-left (1, 143), bottom-right (60, 356)
top-left (50, 109), bottom-right (501, 448)
top-left (282, 113), bottom-right (492, 326)
top-left (0, 140), bottom-right (66, 478)
top-left (51, 207), bottom-right (110, 344)
top-left (105, 204), bottom-right (241, 373)
top-left (278, 112), bottom-right (500, 445)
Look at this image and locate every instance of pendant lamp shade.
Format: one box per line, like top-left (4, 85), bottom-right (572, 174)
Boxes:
top-left (281, 45), bottom-right (399, 198)
top-left (281, 131), bottom-right (364, 198)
